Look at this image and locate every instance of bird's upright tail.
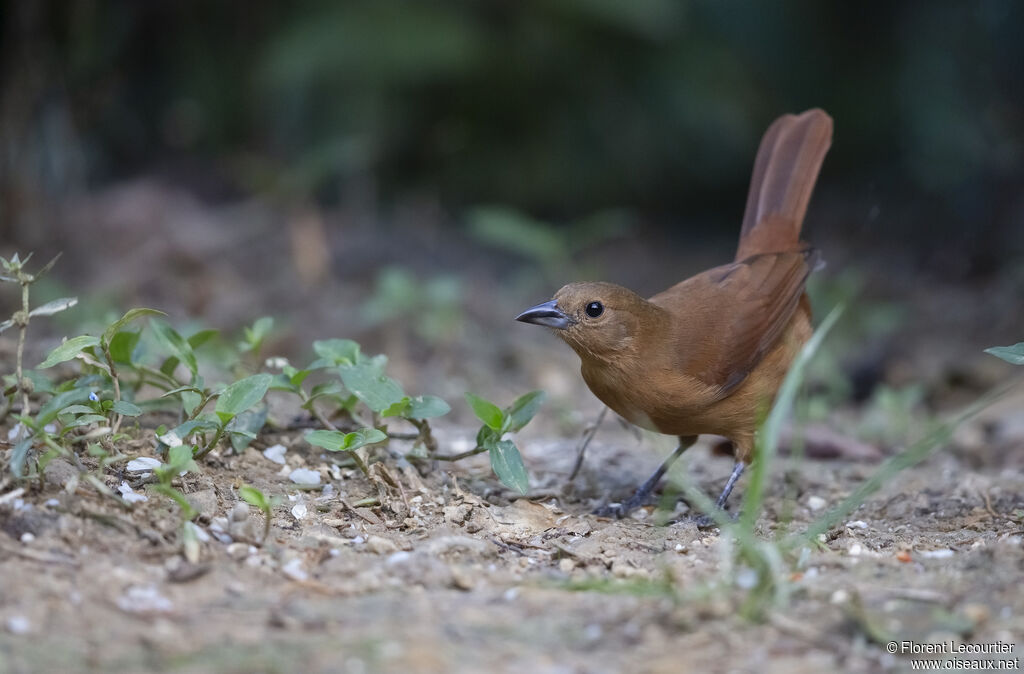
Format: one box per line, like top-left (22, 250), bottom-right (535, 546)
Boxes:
top-left (735, 109), bottom-right (833, 262)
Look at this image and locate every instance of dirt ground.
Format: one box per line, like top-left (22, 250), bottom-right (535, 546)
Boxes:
top-left (1, 405), bottom-right (1022, 674)
top-left (2, 184), bottom-right (1024, 673)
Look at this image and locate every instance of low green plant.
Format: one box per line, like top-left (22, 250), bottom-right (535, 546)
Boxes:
top-left (0, 252), bottom-right (75, 442)
top-left (425, 391), bottom-right (546, 494)
top-left (239, 484), bottom-right (281, 542)
top-left (4, 252), bottom-right (546, 516)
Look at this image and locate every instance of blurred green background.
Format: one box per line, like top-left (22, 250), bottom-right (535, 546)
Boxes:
top-left (4, 0), bottom-right (1022, 264)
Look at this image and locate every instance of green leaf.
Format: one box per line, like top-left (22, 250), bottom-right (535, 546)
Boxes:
top-left (36, 388), bottom-right (94, 426)
top-left (476, 424), bottom-right (500, 450)
top-left (308, 381), bottom-right (346, 401)
top-left (405, 395), bottom-right (450, 419)
top-left (305, 428), bottom-right (387, 452)
top-left (215, 373), bottom-right (272, 419)
top-left (465, 392), bottom-right (505, 431)
top-left (382, 395), bottom-right (450, 419)
top-left (187, 329), bottom-right (219, 350)
top-left (155, 444), bottom-right (199, 483)
top-left (985, 343), bottom-right (1024, 365)
top-left (151, 319), bottom-right (198, 376)
top-left (59, 404), bottom-right (96, 416)
top-left (228, 406), bottom-right (267, 451)
top-left (313, 339), bottom-right (362, 366)
top-left (111, 401), bottom-right (142, 417)
top-left (102, 308), bottom-right (165, 346)
top-left (240, 316), bottom-right (274, 352)
top-left (381, 397), bottom-right (411, 418)
top-left (339, 362), bottom-right (405, 413)
top-left (63, 414), bottom-right (109, 428)
top-left (159, 356), bottom-right (181, 377)
top-left (161, 385), bottom-right (206, 398)
top-left (239, 485), bottom-right (270, 511)
top-left (506, 390), bottom-right (546, 432)
top-left (38, 335), bottom-right (100, 369)
top-left (162, 419), bottom-right (219, 447)
top-left (107, 330), bottom-right (141, 364)
top-left (490, 439), bottom-right (530, 495)
top-left (29, 297), bottom-right (77, 317)
top-left (10, 438), bottom-right (34, 479)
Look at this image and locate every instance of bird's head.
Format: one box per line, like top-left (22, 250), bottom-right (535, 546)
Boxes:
top-left (516, 281), bottom-right (657, 362)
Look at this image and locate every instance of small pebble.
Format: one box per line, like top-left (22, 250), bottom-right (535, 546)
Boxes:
top-left (116, 585), bottom-right (173, 614)
top-left (291, 503), bottom-right (308, 520)
top-left (846, 520), bottom-right (868, 529)
top-left (281, 558), bottom-right (308, 582)
top-left (118, 481), bottom-right (148, 504)
top-left (920, 549), bottom-right (954, 559)
top-left (288, 468), bottom-right (321, 486)
top-left (735, 567), bottom-right (758, 590)
top-left (806, 496), bottom-right (827, 511)
top-left (263, 444), bottom-right (287, 465)
top-left (126, 457), bottom-right (162, 472)
top-left (5, 616), bottom-right (30, 635)
top-left (848, 543), bottom-right (863, 556)
top-left (230, 502), bottom-right (249, 523)
top-left (226, 543), bottom-right (249, 560)
top-left (20, 533), bottom-right (34, 543)
top-left (365, 536), bottom-right (399, 555)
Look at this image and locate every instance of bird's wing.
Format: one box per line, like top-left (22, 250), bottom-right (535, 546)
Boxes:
top-left (648, 247), bottom-right (814, 398)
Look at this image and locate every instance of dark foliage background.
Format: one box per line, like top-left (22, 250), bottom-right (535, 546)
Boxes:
top-left (2, 1), bottom-right (1022, 291)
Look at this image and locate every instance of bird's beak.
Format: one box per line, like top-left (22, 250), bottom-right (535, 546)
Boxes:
top-left (515, 299), bottom-right (574, 330)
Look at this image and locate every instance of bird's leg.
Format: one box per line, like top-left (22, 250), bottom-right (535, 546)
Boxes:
top-left (593, 436), bottom-right (696, 518)
top-left (694, 461), bottom-right (746, 528)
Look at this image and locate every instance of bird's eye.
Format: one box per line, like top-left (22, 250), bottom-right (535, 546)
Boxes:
top-left (585, 301), bottom-right (604, 318)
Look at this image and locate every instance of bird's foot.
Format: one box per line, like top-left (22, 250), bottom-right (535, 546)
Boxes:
top-left (692, 510), bottom-right (741, 529)
top-left (592, 493), bottom-right (650, 519)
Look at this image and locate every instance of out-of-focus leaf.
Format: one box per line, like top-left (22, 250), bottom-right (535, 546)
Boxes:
top-left (36, 388), bottom-right (93, 426)
top-left (507, 390), bottom-right (546, 432)
top-left (102, 308), bottom-right (165, 346)
top-left (38, 336), bottom-right (100, 369)
top-left (985, 343), bottom-right (1024, 365)
top-left (465, 392), bottom-right (505, 431)
top-left (383, 395), bottom-right (450, 420)
top-left (107, 330), bottom-right (141, 364)
top-left (313, 339), bottom-right (362, 366)
top-left (339, 362), bottom-right (405, 412)
top-left (305, 428), bottom-right (386, 452)
top-left (187, 329), bottom-right (219, 350)
top-left (28, 297), bottom-right (77, 317)
top-left (239, 485), bottom-right (270, 510)
top-left (490, 439), bottom-right (529, 495)
top-left (112, 401), bottom-right (142, 417)
top-left (10, 438), bottom-right (34, 479)
top-left (151, 319), bottom-right (198, 376)
top-left (215, 374), bottom-right (272, 420)
top-left (228, 406), bottom-right (268, 451)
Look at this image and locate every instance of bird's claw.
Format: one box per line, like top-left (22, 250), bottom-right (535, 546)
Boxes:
top-left (692, 510), bottom-right (741, 529)
top-left (592, 502), bottom-right (628, 519)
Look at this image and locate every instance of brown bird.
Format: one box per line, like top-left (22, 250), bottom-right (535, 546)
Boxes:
top-left (516, 109), bottom-right (833, 521)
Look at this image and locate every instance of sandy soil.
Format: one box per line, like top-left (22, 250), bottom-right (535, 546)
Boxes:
top-left (1, 409), bottom-right (1022, 674)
